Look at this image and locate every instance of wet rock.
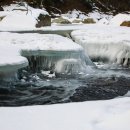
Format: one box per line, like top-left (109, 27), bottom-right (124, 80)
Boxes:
top-left (52, 17), bottom-right (71, 24)
top-left (82, 18), bottom-right (96, 24)
top-left (0, 6), bottom-right (4, 11)
top-left (120, 21), bottom-right (130, 27)
top-left (0, 16), bottom-right (5, 21)
top-left (36, 14), bottom-right (51, 28)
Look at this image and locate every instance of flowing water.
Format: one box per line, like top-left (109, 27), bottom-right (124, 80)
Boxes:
top-left (0, 63), bottom-right (130, 106)
top-left (0, 33), bottom-right (130, 106)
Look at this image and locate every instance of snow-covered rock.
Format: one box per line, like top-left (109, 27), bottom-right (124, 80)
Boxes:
top-left (0, 44), bottom-right (28, 81)
top-left (0, 32), bottom-right (93, 73)
top-left (109, 13), bottom-right (130, 26)
top-left (71, 25), bottom-right (130, 66)
top-left (97, 18), bottom-right (109, 25)
top-left (52, 17), bottom-right (71, 24)
top-left (0, 97), bottom-right (130, 130)
top-left (0, 3), bottom-right (49, 29)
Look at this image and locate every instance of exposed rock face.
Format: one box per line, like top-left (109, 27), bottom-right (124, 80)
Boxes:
top-left (52, 17), bottom-right (71, 24)
top-left (0, 6), bottom-right (4, 11)
top-left (120, 21), bottom-right (130, 27)
top-left (36, 14), bottom-right (51, 28)
top-left (82, 18), bottom-right (96, 24)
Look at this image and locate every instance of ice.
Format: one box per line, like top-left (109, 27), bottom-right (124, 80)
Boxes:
top-left (0, 97), bottom-right (130, 130)
top-left (71, 25), bottom-right (130, 66)
top-left (0, 32), bottom-right (94, 74)
top-left (0, 44), bottom-right (28, 81)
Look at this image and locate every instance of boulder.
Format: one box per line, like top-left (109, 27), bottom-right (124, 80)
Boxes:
top-left (0, 6), bottom-right (4, 11)
top-left (82, 18), bottom-right (96, 24)
top-left (36, 14), bottom-right (51, 28)
top-left (120, 21), bottom-right (130, 27)
top-left (52, 17), bottom-right (71, 24)
top-left (72, 19), bottom-right (82, 23)
top-left (0, 16), bottom-right (5, 21)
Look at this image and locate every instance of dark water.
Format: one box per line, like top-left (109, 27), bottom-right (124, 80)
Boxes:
top-left (0, 65), bottom-right (130, 106)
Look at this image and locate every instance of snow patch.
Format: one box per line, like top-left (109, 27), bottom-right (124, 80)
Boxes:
top-left (109, 13), bottom-right (130, 26)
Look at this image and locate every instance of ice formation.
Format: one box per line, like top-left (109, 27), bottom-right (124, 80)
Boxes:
top-left (0, 44), bottom-right (28, 81)
top-left (0, 32), bottom-right (93, 74)
top-left (71, 26), bottom-right (130, 66)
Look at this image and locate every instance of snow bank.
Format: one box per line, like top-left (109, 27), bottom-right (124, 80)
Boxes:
top-left (0, 32), bottom-right (82, 52)
top-left (109, 13), bottom-right (130, 26)
top-left (71, 26), bottom-right (130, 66)
top-left (0, 3), bottom-right (48, 29)
top-left (0, 97), bottom-right (130, 130)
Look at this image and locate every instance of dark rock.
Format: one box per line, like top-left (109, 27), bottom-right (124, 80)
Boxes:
top-left (72, 19), bottom-right (82, 23)
top-left (36, 14), bottom-right (51, 28)
top-left (0, 6), bottom-right (4, 11)
top-left (0, 5), bottom-right (3, 11)
top-left (120, 21), bottom-right (130, 27)
top-left (82, 18), bottom-right (96, 24)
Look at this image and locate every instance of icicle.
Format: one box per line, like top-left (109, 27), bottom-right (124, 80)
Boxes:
top-left (22, 50), bottom-right (94, 74)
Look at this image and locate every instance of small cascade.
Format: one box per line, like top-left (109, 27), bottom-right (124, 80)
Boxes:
top-left (22, 50), bottom-right (94, 74)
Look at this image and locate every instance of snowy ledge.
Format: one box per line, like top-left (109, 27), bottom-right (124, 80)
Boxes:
top-left (0, 33), bottom-right (86, 75)
top-left (71, 26), bottom-right (130, 66)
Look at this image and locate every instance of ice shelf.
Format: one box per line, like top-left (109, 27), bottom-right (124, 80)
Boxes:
top-left (71, 26), bottom-right (130, 66)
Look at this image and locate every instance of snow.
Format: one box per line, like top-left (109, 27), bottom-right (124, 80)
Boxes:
top-left (97, 18), bottom-right (109, 25)
top-left (71, 25), bottom-right (130, 65)
top-left (61, 10), bottom-right (113, 23)
top-left (109, 13), bottom-right (130, 26)
top-left (0, 44), bottom-right (28, 72)
top-left (0, 3), bottom-right (48, 29)
top-left (0, 32), bottom-right (82, 52)
top-left (0, 97), bottom-right (130, 130)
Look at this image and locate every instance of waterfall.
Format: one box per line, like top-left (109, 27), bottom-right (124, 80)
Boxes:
top-left (22, 50), bottom-right (94, 74)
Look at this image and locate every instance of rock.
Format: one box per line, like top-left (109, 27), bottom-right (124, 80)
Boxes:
top-left (0, 16), bottom-right (5, 21)
top-left (120, 21), bottom-right (130, 27)
top-left (52, 17), bottom-right (71, 24)
top-left (72, 19), bottom-right (82, 23)
top-left (82, 18), bottom-right (96, 24)
top-left (0, 6), bottom-right (4, 11)
top-left (36, 14), bottom-right (51, 28)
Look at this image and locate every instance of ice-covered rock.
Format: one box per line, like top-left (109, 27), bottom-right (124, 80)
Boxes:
top-left (0, 32), bottom-right (93, 74)
top-left (71, 26), bottom-right (130, 66)
top-left (0, 44), bottom-right (28, 81)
